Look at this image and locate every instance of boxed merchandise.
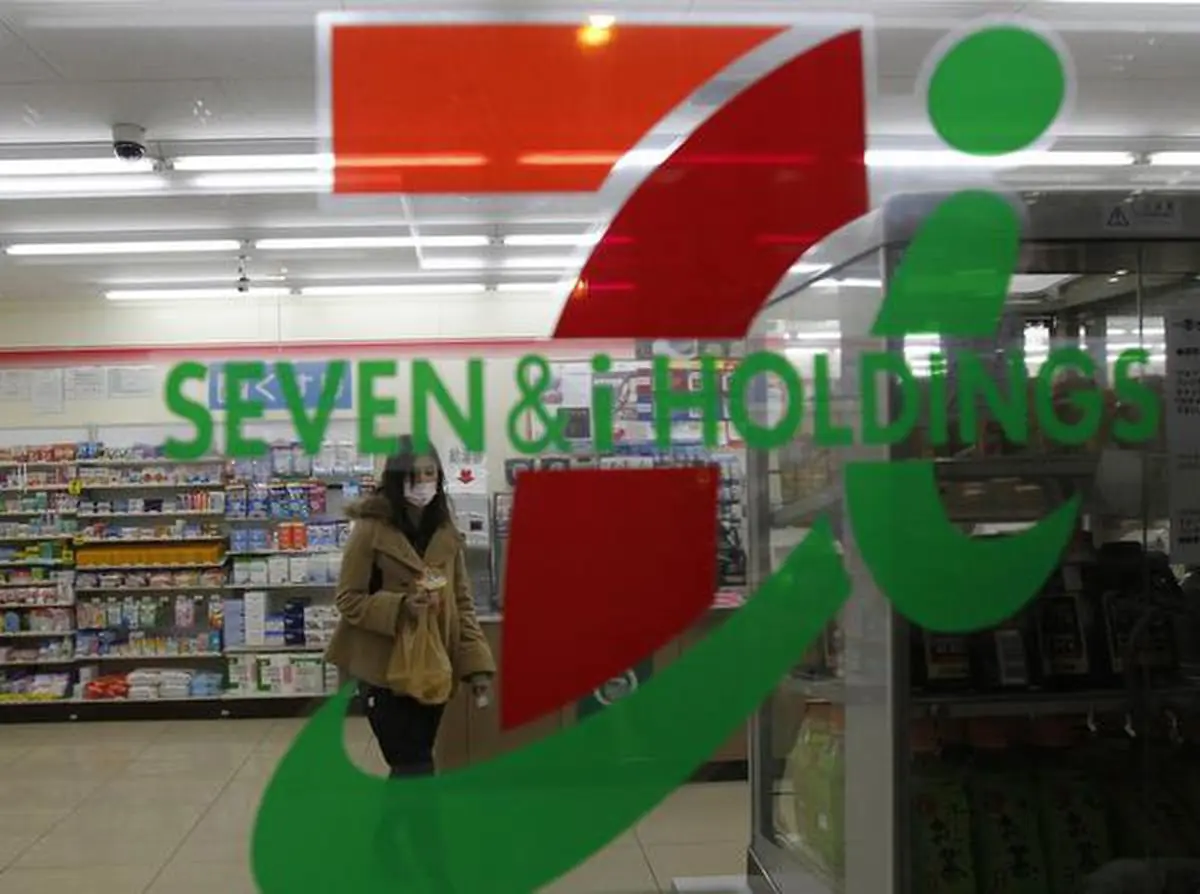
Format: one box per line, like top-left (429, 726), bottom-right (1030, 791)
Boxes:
top-left (247, 558), bottom-right (268, 585)
top-left (267, 555), bottom-right (289, 584)
top-left (288, 555), bottom-right (308, 583)
top-left (244, 591), bottom-right (267, 646)
top-left (324, 662), bottom-right (340, 692)
top-left (231, 559), bottom-right (252, 585)
top-left (264, 615), bottom-right (285, 647)
top-left (292, 656), bottom-right (324, 694)
top-left (223, 599), bottom-right (245, 648)
top-left (227, 655), bottom-right (257, 694)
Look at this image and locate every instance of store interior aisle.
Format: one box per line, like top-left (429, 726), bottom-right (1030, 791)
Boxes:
top-left (0, 718), bottom-right (749, 893)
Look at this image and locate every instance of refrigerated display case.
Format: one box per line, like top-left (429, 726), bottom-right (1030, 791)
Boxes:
top-left (745, 190), bottom-right (1200, 894)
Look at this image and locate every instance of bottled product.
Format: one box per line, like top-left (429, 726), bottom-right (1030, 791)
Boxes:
top-left (964, 719), bottom-right (1048, 894)
top-left (1077, 730), bottom-right (1200, 859)
top-left (1026, 718), bottom-right (1111, 894)
top-left (1090, 544), bottom-right (1179, 685)
top-left (972, 608), bottom-right (1041, 693)
top-left (1035, 565), bottom-right (1101, 690)
top-left (911, 623), bottom-right (973, 692)
top-left (910, 719), bottom-right (977, 894)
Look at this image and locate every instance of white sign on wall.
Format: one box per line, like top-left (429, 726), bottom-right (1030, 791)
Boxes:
top-left (1166, 309), bottom-right (1200, 562)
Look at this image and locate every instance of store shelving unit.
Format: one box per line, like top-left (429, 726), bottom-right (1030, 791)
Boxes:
top-left (0, 448), bottom-right (369, 714)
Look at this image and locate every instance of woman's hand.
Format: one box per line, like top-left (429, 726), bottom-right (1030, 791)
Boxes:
top-left (468, 673), bottom-right (493, 708)
top-left (402, 588), bottom-right (439, 619)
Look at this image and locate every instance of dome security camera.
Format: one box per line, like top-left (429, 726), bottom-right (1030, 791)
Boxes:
top-left (111, 123), bottom-right (147, 162)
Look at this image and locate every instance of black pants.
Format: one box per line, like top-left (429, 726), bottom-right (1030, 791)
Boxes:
top-left (360, 684), bottom-right (446, 777)
top-left (362, 684), bottom-right (454, 889)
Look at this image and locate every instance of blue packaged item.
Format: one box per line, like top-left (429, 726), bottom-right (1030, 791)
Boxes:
top-left (247, 484), bottom-right (269, 518)
top-left (225, 487), bottom-right (247, 518)
top-left (222, 599), bottom-right (245, 647)
top-left (268, 485), bottom-right (287, 519)
top-left (230, 528), bottom-right (250, 553)
top-left (287, 485), bottom-right (308, 519)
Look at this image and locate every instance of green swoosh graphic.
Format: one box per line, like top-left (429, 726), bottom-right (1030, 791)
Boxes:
top-left (871, 190), bottom-right (1018, 339)
top-left (252, 520), bottom-right (850, 893)
top-left (846, 461), bottom-right (1078, 632)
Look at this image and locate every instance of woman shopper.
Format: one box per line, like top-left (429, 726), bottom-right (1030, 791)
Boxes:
top-left (326, 435), bottom-right (496, 778)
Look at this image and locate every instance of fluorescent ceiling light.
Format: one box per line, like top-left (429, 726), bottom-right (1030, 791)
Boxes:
top-left (177, 153), bottom-right (487, 172)
top-left (299, 283), bottom-right (486, 297)
top-left (0, 158), bottom-right (154, 176)
top-left (0, 175), bottom-right (166, 196)
top-left (503, 256), bottom-right (579, 270)
top-left (7, 239), bottom-right (241, 256)
top-left (189, 171), bottom-right (333, 192)
top-left (1009, 274), bottom-right (1077, 294)
top-left (255, 235), bottom-right (489, 250)
top-left (422, 257), bottom-right (488, 270)
top-left (105, 287), bottom-right (289, 302)
top-left (502, 234), bottom-right (600, 247)
top-left (496, 282), bottom-right (565, 293)
top-left (865, 149), bottom-right (1132, 169)
top-left (174, 154), bottom-right (327, 172)
top-left (1149, 152), bottom-right (1200, 166)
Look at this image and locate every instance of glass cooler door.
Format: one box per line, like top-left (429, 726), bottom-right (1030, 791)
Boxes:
top-left (749, 189), bottom-right (1200, 894)
top-left (746, 226), bottom-right (898, 894)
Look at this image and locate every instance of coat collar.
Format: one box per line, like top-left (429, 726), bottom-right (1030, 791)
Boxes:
top-left (371, 519), bottom-right (459, 574)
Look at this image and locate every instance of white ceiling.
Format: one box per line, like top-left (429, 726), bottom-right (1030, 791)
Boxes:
top-left (1, 0), bottom-right (1200, 304)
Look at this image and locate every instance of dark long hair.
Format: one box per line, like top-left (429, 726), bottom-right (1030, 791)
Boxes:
top-left (379, 436), bottom-right (452, 555)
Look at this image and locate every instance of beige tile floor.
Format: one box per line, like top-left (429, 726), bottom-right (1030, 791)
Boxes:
top-left (0, 717), bottom-right (750, 893)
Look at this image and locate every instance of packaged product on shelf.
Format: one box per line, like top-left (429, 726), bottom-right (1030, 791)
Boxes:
top-left (223, 599), bottom-right (245, 647)
top-left (231, 558), bottom-right (251, 585)
top-left (964, 719), bottom-right (1048, 894)
top-left (911, 623), bottom-right (973, 692)
top-left (292, 656), bottom-right (324, 693)
top-left (0, 581), bottom-right (69, 608)
top-left (910, 719), bottom-right (976, 894)
top-left (244, 591), bottom-right (267, 646)
top-left (1089, 544), bottom-right (1181, 684)
top-left (225, 485), bottom-right (247, 518)
top-left (248, 558), bottom-right (268, 584)
top-left (789, 703), bottom-right (844, 877)
top-left (190, 671), bottom-right (222, 698)
top-left (0, 670), bottom-right (71, 702)
top-left (971, 610), bottom-right (1041, 693)
top-left (288, 556), bottom-right (308, 583)
top-left (309, 485), bottom-right (327, 517)
top-left (1035, 565), bottom-right (1101, 689)
top-left (248, 484), bottom-right (270, 518)
top-left (267, 555), bottom-right (289, 584)
top-left (227, 654), bottom-right (257, 694)
top-left (264, 615), bottom-right (285, 647)
top-left (83, 674), bottom-right (130, 701)
top-left (1026, 718), bottom-right (1110, 894)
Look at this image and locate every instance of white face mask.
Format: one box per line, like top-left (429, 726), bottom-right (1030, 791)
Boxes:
top-left (404, 480), bottom-right (437, 507)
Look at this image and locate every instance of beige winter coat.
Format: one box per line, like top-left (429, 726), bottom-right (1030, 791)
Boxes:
top-left (324, 495), bottom-right (495, 696)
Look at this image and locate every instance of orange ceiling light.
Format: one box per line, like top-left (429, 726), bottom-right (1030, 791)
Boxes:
top-left (329, 22), bottom-right (782, 194)
top-left (578, 13), bottom-right (615, 48)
